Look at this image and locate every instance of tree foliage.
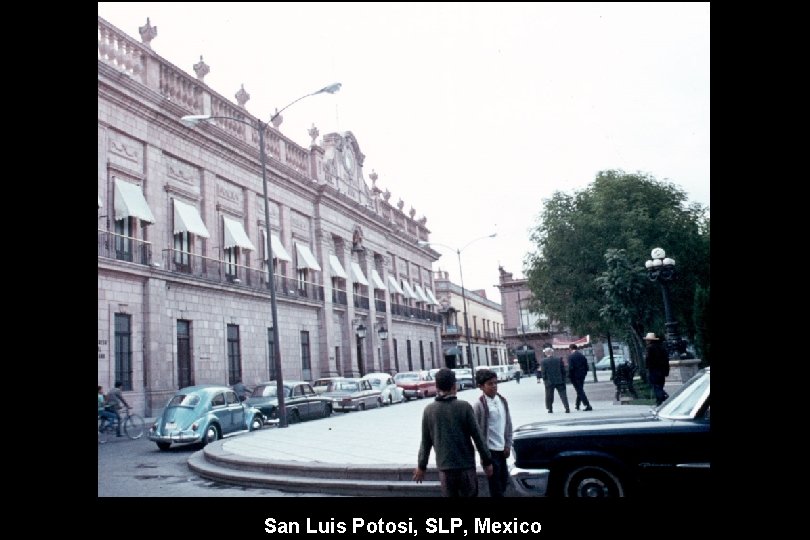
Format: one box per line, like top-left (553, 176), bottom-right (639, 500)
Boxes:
top-left (524, 170), bottom-right (709, 360)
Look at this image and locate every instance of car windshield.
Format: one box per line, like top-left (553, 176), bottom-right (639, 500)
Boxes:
top-left (395, 373), bottom-right (418, 381)
top-left (367, 380), bottom-right (381, 388)
top-left (251, 385), bottom-right (279, 398)
top-left (657, 369), bottom-right (710, 419)
top-left (332, 381), bottom-right (359, 392)
top-left (167, 393), bottom-right (201, 407)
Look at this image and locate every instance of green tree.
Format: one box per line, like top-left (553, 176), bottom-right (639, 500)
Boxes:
top-left (525, 170), bottom-right (709, 364)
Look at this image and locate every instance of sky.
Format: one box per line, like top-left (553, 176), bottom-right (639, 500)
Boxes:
top-left (98, 2), bottom-right (710, 303)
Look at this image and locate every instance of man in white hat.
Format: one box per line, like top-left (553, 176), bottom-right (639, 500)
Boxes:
top-left (540, 347), bottom-right (570, 413)
top-left (644, 332), bottom-right (670, 406)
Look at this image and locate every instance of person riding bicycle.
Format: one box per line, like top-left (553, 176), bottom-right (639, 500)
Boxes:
top-left (106, 381), bottom-right (131, 437)
top-left (98, 385), bottom-right (117, 431)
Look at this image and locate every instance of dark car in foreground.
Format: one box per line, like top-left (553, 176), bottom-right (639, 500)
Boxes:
top-left (247, 380), bottom-right (333, 424)
top-left (148, 385), bottom-right (264, 451)
top-left (510, 367), bottom-right (710, 497)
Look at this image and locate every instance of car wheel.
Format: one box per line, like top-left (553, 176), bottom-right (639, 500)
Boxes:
top-left (388, 395), bottom-right (393, 406)
top-left (323, 403), bottom-right (332, 417)
top-left (202, 424), bottom-right (220, 446)
top-left (288, 410), bottom-right (300, 424)
top-left (377, 397), bottom-right (383, 408)
top-left (359, 402), bottom-right (366, 411)
top-left (417, 391), bottom-right (424, 399)
top-left (156, 442), bottom-right (171, 451)
top-left (250, 415), bottom-right (263, 431)
top-left (561, 464), bottom-right (626, 498)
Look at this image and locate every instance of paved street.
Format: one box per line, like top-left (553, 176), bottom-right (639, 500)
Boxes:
top-left (99, 373), bottom-right (679, 496)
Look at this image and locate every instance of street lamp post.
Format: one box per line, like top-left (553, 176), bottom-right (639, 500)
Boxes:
top-left (418, 233), bottom-right (497, 371)
top-left (644, 247), bottom-right (688, 360)
top-left (181, 82), bottom-right (341, 427)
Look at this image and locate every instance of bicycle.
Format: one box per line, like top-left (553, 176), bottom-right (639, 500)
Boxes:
top-left (98, 407), bottom-right (145, 443)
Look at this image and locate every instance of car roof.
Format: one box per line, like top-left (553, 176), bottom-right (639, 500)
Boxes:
top-left (254, 380), bottom-right (311, 387)
top-left (177, 384), bottom-right (232, 394)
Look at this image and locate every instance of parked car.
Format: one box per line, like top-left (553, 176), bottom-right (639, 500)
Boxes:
top-left (322, 378), bottom-right (383, 412)
top-left (246, 380), bottom-right (333, 424)
top-left (451, 368), bottom-right (474, 390)
top-left (312, 377), bottom-right (344, 394)
top-left (594, 355), bottom-right (629, 370)
top-left (394, 371), bottom-right (437, 400)
top-left (362, 372), bottom-right (405, 405)
top-left (148, 385), bottom-right (264, 451)
top-left (510, 367), bottom-right (710, 497)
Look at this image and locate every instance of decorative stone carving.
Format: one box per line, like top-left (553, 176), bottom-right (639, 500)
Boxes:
top-left (383, 189), bottom-right (391, 202)
top-left (409, 207), bottom-right (416, 219)
top-left (235, 84), bottom-right (250, 108)
top-left (308, 123), bottom-right (319, 146)
top-left (418, 216), bottom-right (427, 226)
top-left (271, 108), bottom-right (283, 129)
top-left (193, 56), bottom-right (210, 82)
top-left (139, 18), bottom-right (158, 48)
top-left (397, 198), bottom-right (404, 211)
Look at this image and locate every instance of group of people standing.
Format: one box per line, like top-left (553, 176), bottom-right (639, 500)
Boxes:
top-left (414, 333), bottom-right (671, 497)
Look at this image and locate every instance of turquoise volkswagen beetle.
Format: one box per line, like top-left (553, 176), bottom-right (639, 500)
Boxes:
top-left (148, 385), bottom-right (264, 451)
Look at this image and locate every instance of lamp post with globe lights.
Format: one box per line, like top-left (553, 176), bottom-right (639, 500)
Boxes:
top-left (644, 247), bottom-right (689, 359)
top-left (417, 233), bottom-right (497, 370)
top-left (181, 83), bottom-right (341, 427)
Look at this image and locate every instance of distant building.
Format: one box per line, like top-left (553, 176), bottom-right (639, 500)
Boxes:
top-left (497, 266), bottom-right (593, 373)
top-left (98, 16), bottom-right (443, 415)
top-left (432, 271), bottom-right (507, 369)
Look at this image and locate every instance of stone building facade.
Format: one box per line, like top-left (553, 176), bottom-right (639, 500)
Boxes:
top-left (98, 16), bottom-right (443, 415)
top-left (433, 271), bottom-right (507, 369)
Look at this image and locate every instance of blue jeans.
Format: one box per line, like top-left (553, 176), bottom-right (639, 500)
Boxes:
top-left (99, 410), bottom-right (117, 430)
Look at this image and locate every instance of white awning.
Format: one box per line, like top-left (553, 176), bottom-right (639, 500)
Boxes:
top-left (114, 179), bottom-right (155, 223)
top-left (370, 269), bottom-right (387, 290)
top-left (261, 230), bottom-right (292, 261)
top-left (223, 216), bottom-right (256, 250)
top-left (387, 275), bottom-right (405, 296)
top-left (351, 262), bottom-right (369, 286)
top-left (413, 284), bottom-right (430, 304)
top-left (424, 288), bottom-right (440, 306)
top-left (401, 281), bottom-right (417, 299)
top-left (98, 195), bottom-right (102, 208)
top-left (173, 199), bottom-right (211, 238)
top-left (295, 244), bottom-right (322, 271)
top-left (329, 255), bottom-right (348, 278)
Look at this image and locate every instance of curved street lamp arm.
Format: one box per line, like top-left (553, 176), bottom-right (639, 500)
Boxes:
top-left (269, 83), bottom-right (342, 123)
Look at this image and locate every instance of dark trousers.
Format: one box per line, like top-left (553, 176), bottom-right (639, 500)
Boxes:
top-left (487, 450), bottom-right (509, 497)
top-left (544, 383), bottom-right (570, 412)
top-left (649, 373), bottom-right (669, 405)
top-left (571, 378), bottom-right (590, 408)
top-left (438, 468), bottom-right (478, 497)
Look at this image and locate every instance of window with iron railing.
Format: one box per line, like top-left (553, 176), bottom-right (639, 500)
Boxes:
top-left (115, 313), bottom-right (133, 391)
top-left (227, 324), bottom-right (242, 385)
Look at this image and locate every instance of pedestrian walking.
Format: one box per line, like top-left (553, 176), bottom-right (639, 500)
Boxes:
top-left (472, 369), bottom-right (513, 497)
top-left (413, 368), bottom-right (493, 497)
top-left (513, 360), bottom-right (521, 383)
top-left (644, 333), bottom-right (670, 405)
top-left (540, 347), bottom-right (570, 413)
top-left (567, 344), bottom-right (592, 411)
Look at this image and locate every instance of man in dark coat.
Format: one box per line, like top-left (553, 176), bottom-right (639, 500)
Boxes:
top-left (644, 332), bottom-right (670, 406)
top-left (540, 347), bottom-right (570, 413)
top-left (568, 344), bottom-right (592, 411)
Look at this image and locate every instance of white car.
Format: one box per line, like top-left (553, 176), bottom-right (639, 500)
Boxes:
top-left (361, 372), bottom-right (405, 405)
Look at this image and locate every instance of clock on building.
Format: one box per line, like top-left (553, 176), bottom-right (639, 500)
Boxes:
top-left (343, 147), bottom-right (355, 172)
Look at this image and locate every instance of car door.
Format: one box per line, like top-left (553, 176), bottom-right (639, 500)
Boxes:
top-left (225, 390), bottom-right (244, 432)
top-left (290, 384), bottom-right (310, 419)
top-left (300, 383), bottom-right (321, 419)
top-left (210, 391), bottom-right (232, 432)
